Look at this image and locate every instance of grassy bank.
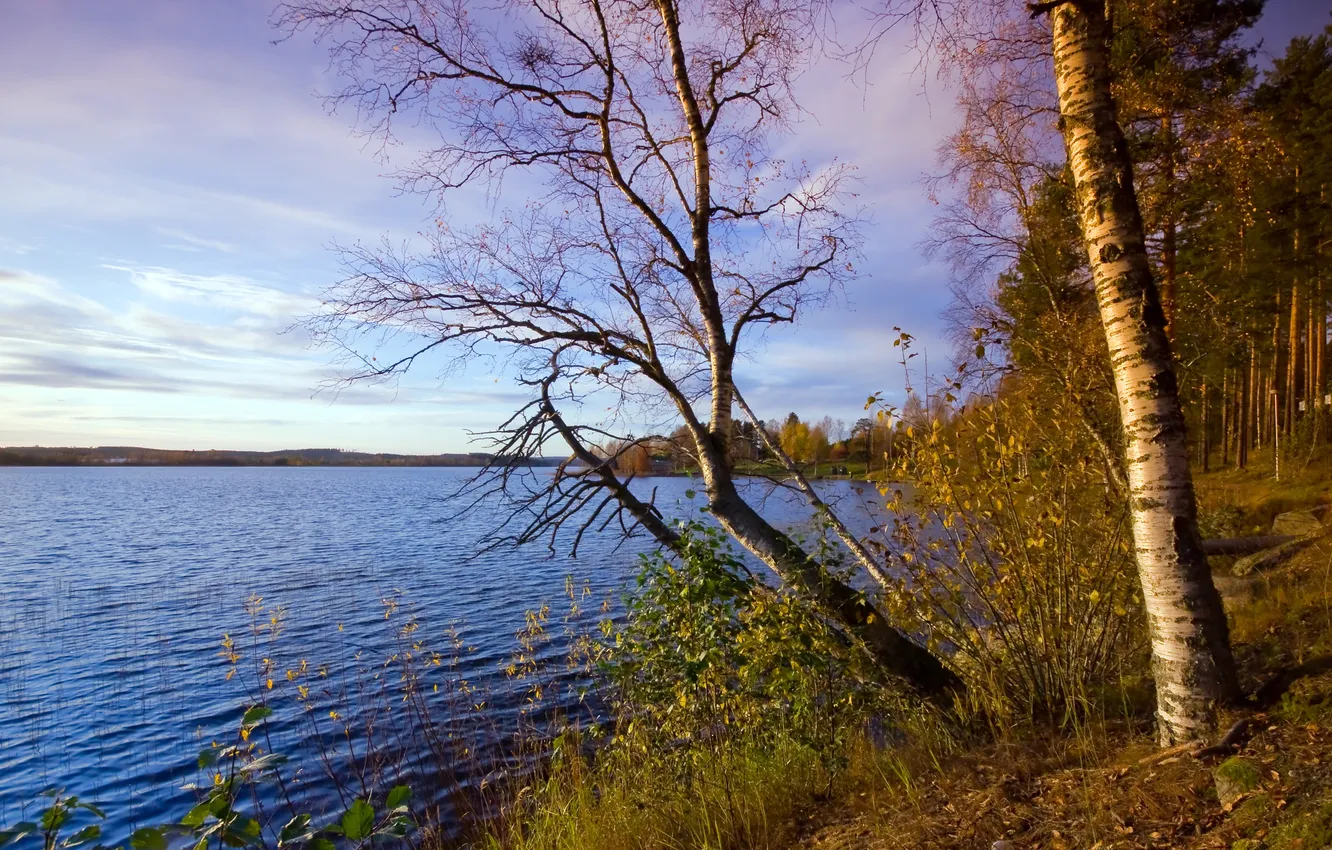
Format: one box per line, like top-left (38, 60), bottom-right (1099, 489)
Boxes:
top-left (480, 528), bottom-right (1332, 850)
top-left (481, 461), bottom-right (1332, 850)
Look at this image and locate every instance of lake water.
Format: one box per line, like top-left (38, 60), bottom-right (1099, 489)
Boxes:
top-left (0, 466), bottom-right (887, 841)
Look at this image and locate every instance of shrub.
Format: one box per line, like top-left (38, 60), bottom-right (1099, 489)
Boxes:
top-left (877, 398), bottom-right (1146, 725)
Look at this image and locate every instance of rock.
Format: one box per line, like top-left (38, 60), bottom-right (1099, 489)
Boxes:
top-left (1214, 757), bottom-right (1262, 808)
top-left (1272, 509), bottom-right (1322, 537)
top-left (991, 842), bottom-right (1016, 850)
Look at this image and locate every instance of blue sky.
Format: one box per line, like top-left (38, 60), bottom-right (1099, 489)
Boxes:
top-left (0, 0), bottom-right (1326, 453)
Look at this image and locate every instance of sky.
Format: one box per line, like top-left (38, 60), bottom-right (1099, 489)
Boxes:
top-left (0, 0), bottom-right (1327, 454)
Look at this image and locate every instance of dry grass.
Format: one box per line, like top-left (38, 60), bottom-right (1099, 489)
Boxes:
top-left (794, 538), bottom-right (1332, 850)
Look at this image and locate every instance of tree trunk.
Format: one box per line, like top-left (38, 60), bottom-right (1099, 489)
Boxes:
top-left (1307, 289), bottom-right (1316, 411)
top-left (1201, 379), bottom-right (1210, 473)
top-left (1222, 368), bottom-right (1231, 467)
top-left (1319, 189), bottom-right (1328, 424)
top-left (698, 448), bottom-right (962, 699)
top-left (1288, 283), bottom-right (1300, 434)
top-left (1242, 352), bottom-right (1252, 469)
top-left (1251, 348), bottom-right (1261, 464)
top-left (1272, 292), bottom-right (1282, 448)
top-left (1317, 274), bottom-right (1326, 410)
top-left (1048, 0), bottom-right (1241, 744)
top-left (644, 0), bottom-right (962, 701)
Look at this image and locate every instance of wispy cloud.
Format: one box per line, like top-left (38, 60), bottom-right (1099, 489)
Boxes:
top-left (107, 264), bottom-right (315, 317)
top-left (157, 228), bottom-right (238, 253)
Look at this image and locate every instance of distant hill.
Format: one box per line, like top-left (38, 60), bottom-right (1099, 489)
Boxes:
top-left (0, 446), bottom-right (564, 467)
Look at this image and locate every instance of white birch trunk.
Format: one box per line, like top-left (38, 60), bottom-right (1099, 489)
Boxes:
top-left (1049, 0), bottom-right (1241, 744)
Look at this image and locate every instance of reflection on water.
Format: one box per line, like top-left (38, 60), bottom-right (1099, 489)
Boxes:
top-left (0, 466), bottom-right (888, 839)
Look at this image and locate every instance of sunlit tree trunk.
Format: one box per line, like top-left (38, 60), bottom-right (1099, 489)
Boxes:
top-left (1244, 345), bottom-right (1255, 467)
top-left (1319, 273), bottom-right (1327, 416)
top-left (1320, 188), bottom-right (1328, 422)
top-left (1250, 366), bottom-right (1257, 456)
top-left (1222, 369), bottom-right (1231, 467)
top-left (1288, 283), bottom-right (1300, 434)
top-left (1201, 380), bottom-right (1210, 472)
top-left (1272, 293), bottom-right (1282, 453)
top-left (1312, 285), bottom-right (1319, 407)
top-left (1048, 0), bottom-right (1241, 744)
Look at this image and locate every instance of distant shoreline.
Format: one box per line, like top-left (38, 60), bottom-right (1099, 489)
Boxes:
top-left (0, 446), bottom-right (564, 468)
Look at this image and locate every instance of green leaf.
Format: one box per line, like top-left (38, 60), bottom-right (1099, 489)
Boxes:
top-left (130, 827), bottom-right (167, 850)
top-left (181, 801), bottom-right (212, 828)
top-left (374, 816), bottom-right (414, 839)
top-left (385, 785), bottom-right (410, 811)
top-left (239, 705), bottom-right (272, 729)
top-left (341, 800), bottom-right (374, 842)
top-left (197, 748), bottom-right (219, 770)
top-left (278, 815), bottom-right (312, 845)
top-left (42, 806), bottom-right (70, 833)
top-left (219, 818), bottom-right (260, 849)
top-left (208, 792), bottom-right (232, 819)
top-left (306, 839), bottom-right (335, 850)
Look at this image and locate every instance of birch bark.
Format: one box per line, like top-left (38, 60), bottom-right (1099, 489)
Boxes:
top-left (1048, 0), bottom-right (1241, 743)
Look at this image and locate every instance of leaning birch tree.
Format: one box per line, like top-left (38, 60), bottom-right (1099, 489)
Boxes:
top-left (1038, 0), bottom-right (1240, 743)
top-left (276, 0), bottom-right (961, 699)
top-left (866, 0), bottom-right (1242, 741)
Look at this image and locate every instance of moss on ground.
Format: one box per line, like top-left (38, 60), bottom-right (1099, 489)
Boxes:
top-left (1215, 757), bottom-right (1264, 807)
top-left (1264, 797), bottom-right (1332, 849)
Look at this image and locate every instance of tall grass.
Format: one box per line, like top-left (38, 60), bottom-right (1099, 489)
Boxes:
top-left (486, 731), bottom-right (829, 850)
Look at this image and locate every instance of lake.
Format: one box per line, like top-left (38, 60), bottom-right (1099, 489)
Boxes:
top-left (0, 466), bottom-right (888, 841)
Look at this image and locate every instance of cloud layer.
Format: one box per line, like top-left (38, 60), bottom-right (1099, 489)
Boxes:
top-left (0, 0), bottom-right (970, 452)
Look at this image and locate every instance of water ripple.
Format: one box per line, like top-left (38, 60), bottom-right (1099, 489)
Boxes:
top-left (0, 466), bottom-right (887, 841)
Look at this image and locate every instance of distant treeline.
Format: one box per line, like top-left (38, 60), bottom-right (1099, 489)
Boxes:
top-left (0, 446), bottom-right (564, 467)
